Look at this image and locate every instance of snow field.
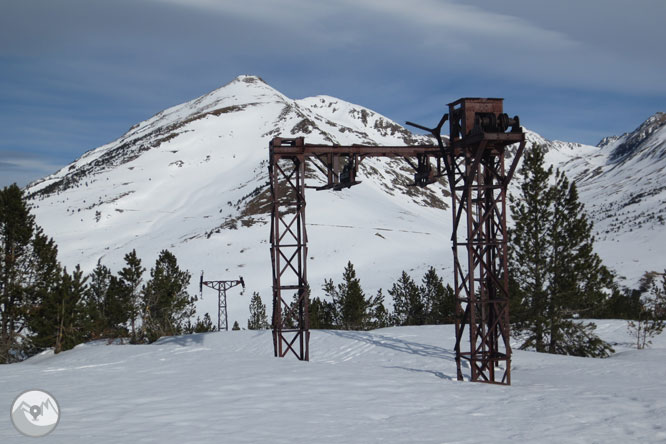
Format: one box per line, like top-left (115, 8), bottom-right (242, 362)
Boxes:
top-left (1, 320), bottom-right (665, 443)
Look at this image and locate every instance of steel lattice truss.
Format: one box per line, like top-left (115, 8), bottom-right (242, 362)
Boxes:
top-left (445, 99), bottom-right (525, 384)
top-left (269, 153), bottom-right (310, 359)
top-left (268, 98), bottom-right (524, 384)
top-left (199, 275), bottom-right (245, 331)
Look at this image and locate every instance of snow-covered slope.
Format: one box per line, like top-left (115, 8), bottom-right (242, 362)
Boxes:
top-left (524, 113), bottom-right (666, 284)
top-left (26, 75), bottom-right (446, 325)
top-left (25, 75), bottom-right (666, 324)
top-left (2, 322), bottom-right (665, 443)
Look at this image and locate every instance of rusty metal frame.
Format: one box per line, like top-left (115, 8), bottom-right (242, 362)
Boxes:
top-left (269, 138), bottom-right (441, 361)
top-left (446, 98), bottom-right (525, 384)
top-left (268, 98), bottom-right (523, 386)
top-left (269, 140), bottom-right (310, 359)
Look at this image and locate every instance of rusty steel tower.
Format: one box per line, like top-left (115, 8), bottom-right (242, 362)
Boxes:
top-left (268, 98), bottom-right (524, 384)
top-left (268, 139), bottom-right (442, 360)
top-left (268, 146), bottom-right (309, 359)
top-left (444, 98), bottom-right (525, 384)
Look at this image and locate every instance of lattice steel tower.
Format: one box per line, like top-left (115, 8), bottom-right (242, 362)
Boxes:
top-left (199, 273), bottom-right (245, 331)
top-left (445, 98), bottom-right (525, 384)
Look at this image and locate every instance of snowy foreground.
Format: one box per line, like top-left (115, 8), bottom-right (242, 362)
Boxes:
top-left (1, 321), bottom-right (665, 443)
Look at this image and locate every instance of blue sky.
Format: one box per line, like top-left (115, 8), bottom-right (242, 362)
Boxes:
top-left (1, 0), bottom-right (664, 187)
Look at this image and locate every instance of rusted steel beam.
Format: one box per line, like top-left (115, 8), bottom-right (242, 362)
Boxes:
top-left (271, 137), bottom-right (441, 157)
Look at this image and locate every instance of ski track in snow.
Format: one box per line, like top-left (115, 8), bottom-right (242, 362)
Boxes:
top-left (1, 321), bottom-right (665, 443)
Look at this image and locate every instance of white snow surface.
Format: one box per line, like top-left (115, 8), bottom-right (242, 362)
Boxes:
top-left (24, 75), bottom-right (666, 326)
top-left (1, 321), bottom-right (665, 443)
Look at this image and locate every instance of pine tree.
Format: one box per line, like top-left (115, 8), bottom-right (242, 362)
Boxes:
top-left (232, 320), bottom-right (241, 331)
top-left (83, 261), bottom-right (113, 339)
top-left (83, 261), bottom-right (132, 340)
top-left (509, 144), bottom-right (613, 357)
top-left (390, 271), bottom-right (425, 326)
top-left (421, 267), bottom-right (456, 324)
top-left (141, 250), bottom-right (196, 342)
top-left (247, 292), bottom-right (269, 330)
top-left (367, 289), bottom-right (390, 329)
top-left (652, 271), bottom-right (666, 318)
top-left (1, 185), bottom-right (62, 362)
top-left (1, 184), bottom-right (35, 362)
top-left (323, 261), bottom-right (371, 330)
top-left (509, 145), bottom-right (552, 351)
top-left (103, 275), bottom-right (132, 336)
top-left (549, 173), bottom-right (612, 312)
top-left (30, 266), bottom-right (88, 354)
top-left (58, 266), bottom-right (88, 352)
top-left (118, 249), bottom-right (145, 341)
top-left (198, 313), bottom-right (215, 332)
top-left (627, 271), bottom-right (665, 349)
top-left (309, 296), bottom-right (337, 329)
top-left (186, 313), bottom-right (216, 333)
top-left (595, 287), bottom-right (641, 320)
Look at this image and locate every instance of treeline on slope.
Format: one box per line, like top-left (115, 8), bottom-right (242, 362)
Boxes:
top-left (0, 184), bottom-right (213, 364)
top-left (247, 262), bottom-right (456, 332)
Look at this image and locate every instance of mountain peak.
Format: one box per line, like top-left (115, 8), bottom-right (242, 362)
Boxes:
top-left (596, 135), bottom-right (621, 149)
top-left (229, 74), bottom-right (267, 85)
top-left (647, 111), bottom-right (666, 123)
top-left (202, 74), bottom-right (287, 106)
top-left (606, 111), bottom-right (666, 162)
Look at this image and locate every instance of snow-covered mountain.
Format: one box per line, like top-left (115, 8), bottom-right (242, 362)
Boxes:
top-left (528, 112), bottom-right (666, 284)
top-left (25, 75), bottom-right (666, 324)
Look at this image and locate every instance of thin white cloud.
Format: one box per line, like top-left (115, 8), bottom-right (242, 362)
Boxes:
top-left (5, 0), bottom-right (663, 95)
top-left (0, 152), bottom-right (63, 171)
top-left (151, 0), bottom-right (648, 94)
top-left (152, 0), bottom-right (578, 51)
top-left (347, 0), bottom-right (579, 50)
top-left (0, 151), bottom-right (65, 188)
top-left (151, 0), bottom-right (334, 22)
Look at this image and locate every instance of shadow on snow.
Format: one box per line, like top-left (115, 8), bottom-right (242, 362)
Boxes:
top-left (322, 329), bottom-right (456, 361)
top-left (322, 330), bottom-right (457, 380)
